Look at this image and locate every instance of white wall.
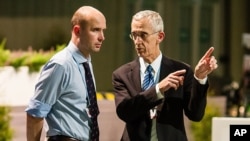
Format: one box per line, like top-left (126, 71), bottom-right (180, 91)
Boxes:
top-left (0, 66), bottom-right (39, 106)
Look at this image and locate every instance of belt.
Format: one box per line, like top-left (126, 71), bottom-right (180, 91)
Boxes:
top-left (48, 135), bottom-right (80, 141)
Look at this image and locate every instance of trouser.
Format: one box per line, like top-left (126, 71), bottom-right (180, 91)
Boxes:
top-left (47, 135), bottom-right (80, 141)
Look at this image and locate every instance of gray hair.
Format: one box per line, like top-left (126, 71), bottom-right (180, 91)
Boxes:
top-left (132, 10), bottom-right (164, 32)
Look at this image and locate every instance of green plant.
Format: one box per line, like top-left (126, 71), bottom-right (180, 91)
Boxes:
top-left (24, 44), bottom-right (65, 72)
top-left (0, 106), bottom-right (13, 141)
top-left (0, 38), bottom-right (10, 66)
top-left (191, 104), bottom-right (221, 141)
top-left (24, 52), bottom-right (51, 72)
top-left (0, 38), bottom-right (66, 72)
top-left (8, 55), bottom-right (28, 70)
top-left (55, 43), bottom-right (66, 53)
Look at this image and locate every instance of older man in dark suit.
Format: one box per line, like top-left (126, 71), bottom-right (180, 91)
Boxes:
top-left (112, 10), bottom-right (218, 141)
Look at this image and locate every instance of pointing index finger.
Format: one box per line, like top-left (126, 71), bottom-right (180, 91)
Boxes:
top-left (201, 47), bottom-right (214, 61)
top-left (173, 69), bottom-right (186, 76)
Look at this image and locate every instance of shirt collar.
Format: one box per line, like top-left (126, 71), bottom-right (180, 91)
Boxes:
top-left (67, 41), bottom-right (91, 64)
top-left (139, 52), bottom-right (162, 74)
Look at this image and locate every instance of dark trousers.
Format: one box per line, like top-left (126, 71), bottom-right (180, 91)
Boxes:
top-left (47, 135), bottom-right (80, 141)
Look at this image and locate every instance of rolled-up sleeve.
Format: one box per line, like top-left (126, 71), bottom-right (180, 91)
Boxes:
top-left (25, 61), bottom-right (66, 118)
top-left (25, 99), bottom-right (51, 118)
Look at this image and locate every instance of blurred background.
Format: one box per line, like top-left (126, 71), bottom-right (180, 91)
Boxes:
top-left (0, 0), bottom-right (250, 141)
top-left (0, 0), bottom-right (249, 92)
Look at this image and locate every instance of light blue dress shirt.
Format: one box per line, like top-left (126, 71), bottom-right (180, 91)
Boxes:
top-left (25, 41), bottom-right (95, 141)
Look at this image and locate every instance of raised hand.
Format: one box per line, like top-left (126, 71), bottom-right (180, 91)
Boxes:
top-left (195, 47), bottom-right (218, 79)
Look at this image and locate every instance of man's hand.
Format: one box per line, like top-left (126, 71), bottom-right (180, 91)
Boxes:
top-left (195, 47), bottom-right (218, 79)
top-left (158, 69), bottom-right (186, 93)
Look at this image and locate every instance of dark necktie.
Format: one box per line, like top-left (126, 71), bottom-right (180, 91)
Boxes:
top-left (83, 62), bottom-right (99, 141)
top-left (142, 65), bottom-right (157, 119)
top-left (142, 65), bottom-right (155, 90)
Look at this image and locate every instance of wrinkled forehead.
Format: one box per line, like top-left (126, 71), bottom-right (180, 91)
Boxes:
top-left (131, 18), bottom-right (152, 32)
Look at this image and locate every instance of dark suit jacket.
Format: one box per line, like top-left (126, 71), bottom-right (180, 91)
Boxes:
top-left (112, 56), bottom-right (209, 141)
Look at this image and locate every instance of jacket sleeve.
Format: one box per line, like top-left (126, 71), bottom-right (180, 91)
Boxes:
top-left (183, 68), bottom-right (209, 121)
top-left (112, 71), bottom-right (163, 123)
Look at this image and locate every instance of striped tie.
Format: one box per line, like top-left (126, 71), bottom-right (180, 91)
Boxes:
top-left (142, 65), bottom-right (158, 119)
top-left (142, 65), bottom-right (154, 90)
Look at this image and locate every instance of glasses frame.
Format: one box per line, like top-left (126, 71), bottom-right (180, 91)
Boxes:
top-left (129, 31), bottom-right (159, 40)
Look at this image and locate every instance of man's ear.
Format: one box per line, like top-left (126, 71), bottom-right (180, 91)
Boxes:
top-left (157, 31), bottom-right (165, 43)
top-left (73, 25), bottom-right (80, 36)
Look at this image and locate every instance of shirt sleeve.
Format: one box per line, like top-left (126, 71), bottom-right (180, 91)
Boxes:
top-left (155, 84), bottom-right (164, 99)
top-left (25, 99), bottom-right (51, 118)
top-left (194, 75), bottom-right (208, 85)
top-left (25, 61), bottom-right (67, 118)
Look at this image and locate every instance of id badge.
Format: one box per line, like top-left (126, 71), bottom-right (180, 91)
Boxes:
top-left (86, 108), bottom-right (92, 118)
top-left (150, 107), bottom-right (157, 119)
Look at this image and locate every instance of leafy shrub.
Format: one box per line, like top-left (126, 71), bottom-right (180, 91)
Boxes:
top-left (0, 37), bottom-right (66, 72)
top-left (0, 38), bottom-right (10, 66)
top-left (9, 54), bottom-right (28, 70)
top-left (191, 104), bottom-right (221, 141)
top-left (0, 106), bottom-right (13, 141)
top-left (24, 51), bottom-right (52, 72)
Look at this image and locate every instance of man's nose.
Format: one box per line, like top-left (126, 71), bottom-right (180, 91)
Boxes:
top-left (98, 31), bottom-right (105, 41)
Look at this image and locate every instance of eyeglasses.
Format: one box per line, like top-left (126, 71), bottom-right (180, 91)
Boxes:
top-left (129, 31), bottom-right (158, 40)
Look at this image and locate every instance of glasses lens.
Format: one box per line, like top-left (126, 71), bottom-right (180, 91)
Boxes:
top-left (140, 33), bottom-right (147, 40)
top-left (130, 32), bottom-right (148, 40)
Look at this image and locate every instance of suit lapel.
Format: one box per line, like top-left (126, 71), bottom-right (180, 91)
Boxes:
top-left (127, 58), bottom-right (142, 94)
top-left (126, 56), bottom-right (175, 96)
top-left (159, 56), bottom-right (175, 81)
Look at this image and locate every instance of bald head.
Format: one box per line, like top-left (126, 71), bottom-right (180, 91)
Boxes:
top-left (71, 6), bottom-right (105, 29)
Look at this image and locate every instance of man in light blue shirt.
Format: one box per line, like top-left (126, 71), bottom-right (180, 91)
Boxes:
top-left (25, 6), bottom-right (106, 141)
